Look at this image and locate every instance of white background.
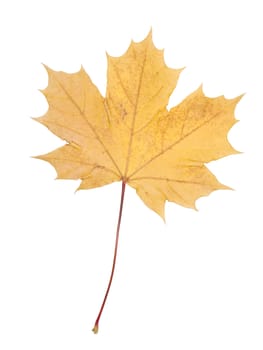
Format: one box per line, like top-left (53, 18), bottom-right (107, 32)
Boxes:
top-left (0, 0), bottom-right (262, 349)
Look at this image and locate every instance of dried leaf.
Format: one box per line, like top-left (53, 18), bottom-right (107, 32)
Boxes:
top-left (35, 32), bottom-right (241, 218)
top-left (34, 31), bottom-right (242, 333)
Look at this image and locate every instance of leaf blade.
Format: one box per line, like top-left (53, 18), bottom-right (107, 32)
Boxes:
top-left (35, 33), bottom-right (242, 218)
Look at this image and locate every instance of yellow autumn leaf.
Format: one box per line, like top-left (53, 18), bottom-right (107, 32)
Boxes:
top-left (35, 32), bottom-right (240, 219)
top-left (34, 31), bottom-right (242, 333)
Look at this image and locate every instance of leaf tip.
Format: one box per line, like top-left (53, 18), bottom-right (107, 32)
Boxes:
top-left (139, 27), bottom-right (154, 47)
top-left (236, 92), bottom-right (246, 101)
top-left (155, 205), bottom-right (166, 222)
top-left (193, 203), bottom-right (199, 212)
top-left (41, 63), bottom-right (50, 72)
top-left (31, 153), bottom-right (44, 160)
top-left (225, 185), bottom-right (234, 191)
top-left (74, 186), bottom-right (81, 194)
top-left (160, 212), bottom-right (166, 223)
top-left (198, 83), bottom-right (205, 94)
top-left (31, 154), bottom-right (39, 160)
top-left (31, 116), bottom-right (39, 122)
top-left (31, 115), bottom-right (46, 126)
top-left (147, 27), bottom-right (153, 39)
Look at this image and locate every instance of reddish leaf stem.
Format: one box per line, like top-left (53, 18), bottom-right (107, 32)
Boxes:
top-left (92, 181), bottom-right (126, 334)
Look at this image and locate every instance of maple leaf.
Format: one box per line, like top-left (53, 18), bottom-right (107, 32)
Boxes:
top-left (34, 31), bottom-right (241, 333)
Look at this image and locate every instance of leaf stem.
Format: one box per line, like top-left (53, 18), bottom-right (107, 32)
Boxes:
top-left (92, 181), bottom-right (126, 334)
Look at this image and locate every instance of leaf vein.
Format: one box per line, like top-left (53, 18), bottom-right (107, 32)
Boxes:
top-left (43, 156), bottom-right (120, 177)
top-left (128, 111), bottom-right (222, 178)
top-left (130, 176), bottom-right (209, 186)
top-left (124, 45), bottom-right (149, 176)
top-left (52, 76), bottom-right (122, 177)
